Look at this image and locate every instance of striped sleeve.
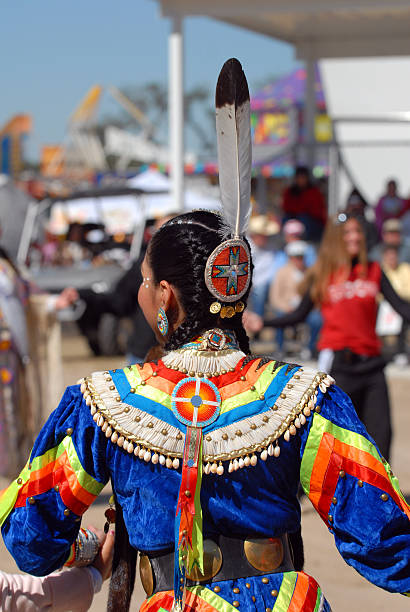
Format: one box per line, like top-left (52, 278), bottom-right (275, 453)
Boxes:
top-left (0, 385), bottom-right (109, 576)
top-left (299, 384), bottom-right (410, 596)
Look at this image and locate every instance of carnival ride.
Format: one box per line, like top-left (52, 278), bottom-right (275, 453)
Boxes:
top-left (42, 84), bottom-right (163, 177)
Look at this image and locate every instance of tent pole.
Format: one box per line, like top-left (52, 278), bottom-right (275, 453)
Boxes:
top-left (169, 15), bottom-right (184, 212)
top-left (305, 57), bottom-right (316, 171)
top-left (328, 144), bottom-right (340, 215)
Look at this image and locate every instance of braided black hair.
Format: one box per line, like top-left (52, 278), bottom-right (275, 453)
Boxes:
top-left (148, 211), bottom-right (253, 354)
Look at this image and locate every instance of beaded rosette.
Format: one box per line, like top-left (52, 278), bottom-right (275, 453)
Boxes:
top-left (204, 239), bottom-right (251, 303)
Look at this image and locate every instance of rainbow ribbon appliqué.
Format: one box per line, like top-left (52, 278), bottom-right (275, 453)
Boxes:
top-left (171, 377), bottom-right (221, 611)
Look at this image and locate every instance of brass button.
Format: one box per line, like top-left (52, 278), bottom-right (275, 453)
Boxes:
top-left (262, 416), bottom-right (269, 423)
top-left (250, 423), bottom-right (257, 430)
top-left (266, 608), bottom-right (272, 612)
top-left (206, 435), bottom-right (212, 442)
top-left (109, 385), bottom-right (115, 390)
top-left (66, 427), bottom-right (73, 436)
top-left (280, 393), bottom-right (286, 399)
top-left (140, 381), bottom-right (146, 386)
top-left (28, 497), bottom-right (35, 505)
top-left (232, 601), bottom-right (240, 608)
top-left (124, 407), bottom-right (130, 413)
top-left (328, 514), bottom-right (333, 523)
top-left (315, 406), bottom-right (321, 413)
top-left (64, 508), bottom-right (70, 517)
top-left (134, 416), bottom-right (141, 422)
top-left (115, 396), bottom-right (121, 402)
top-left (381, 493), bottom-right (388, 501)
top-left (152, 371), bottom-right (158, 377)
top-left (240, 376), bottom-right (246, 381)
top-left (185, 490), bottom-right (191, 497)
top-left (339, 470), bottom-right (345, 478)
top-left (161, 428), bottom-right (168, 436)
top-left (250, 386), bottom-right (256, 391)
top-left (245, 583), bottom-right (251, 589)
top-left (358, 480), bottom-right (363, 487)
top-left (130, 388), bottom-right (136, 393)
top-left (261, 577), bottom-right (269, 584)
top-left (259, 394), bottom-right (265, 401)
top-left (54, 484), bottom-right (59, 492)
top-left (222, 433), bottom-right (228, 440)
top-left (213, 586), bottom-right (221, 593)
top-left (147, 422), bottom-right (154, 428)
top-left (332, 496), bottom-right (337, 505)
top-left (176, 433), bottom-right (183, 440)
top-left (17, 478), bottom-right (22, 485)
top-left (236, 430), bottom-right (242, 437)
top-left (233, 587), bottom-right (240, 594)
top-left (252, 596), bottom-right (256, 602)
top-left (271, 590), bottom-right (278, 597)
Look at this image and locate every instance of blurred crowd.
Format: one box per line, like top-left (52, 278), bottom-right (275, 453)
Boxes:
top-left (1, 167), bottom-right (410, 479)
top-left (246, 168), bottom-right (410, 366)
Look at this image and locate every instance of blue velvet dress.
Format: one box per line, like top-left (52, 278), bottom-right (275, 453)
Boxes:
top-left (0, 347), bottom-right (409, 611)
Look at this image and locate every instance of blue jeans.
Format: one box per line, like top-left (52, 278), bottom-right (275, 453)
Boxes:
top-left (306, 309), bottom-right (322, 353)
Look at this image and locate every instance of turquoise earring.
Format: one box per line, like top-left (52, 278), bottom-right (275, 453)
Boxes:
top-left (157, 307), bottom-right (169, 336)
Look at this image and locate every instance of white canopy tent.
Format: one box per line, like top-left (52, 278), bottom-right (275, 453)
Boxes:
top-left (128, 168), bottom-right (171, 192)
top-left (155, 0), bottom-right (410, 210)
top-left (127, 169), bottom-right (221, 217)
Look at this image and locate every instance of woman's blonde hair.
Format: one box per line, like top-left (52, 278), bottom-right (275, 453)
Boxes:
top-left (300, 215), bottom-right (368, 304)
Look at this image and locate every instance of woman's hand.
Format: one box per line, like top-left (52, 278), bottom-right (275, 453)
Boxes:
top-left (242, 309), bottom-right (264, 333)
top-left (54, 287), bottom-right (79, 310)
top-left (89, 528), bottom-right (115, 582)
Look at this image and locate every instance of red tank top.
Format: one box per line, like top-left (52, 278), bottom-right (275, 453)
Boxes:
top-left (318, 261), bottom-right (382, 356)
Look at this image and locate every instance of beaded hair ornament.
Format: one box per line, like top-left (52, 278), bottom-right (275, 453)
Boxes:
top-left (204, 58), bottom-right (252, 318)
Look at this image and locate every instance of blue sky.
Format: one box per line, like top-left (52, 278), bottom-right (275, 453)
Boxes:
top-left (0, 0), bottom-right (299, 160)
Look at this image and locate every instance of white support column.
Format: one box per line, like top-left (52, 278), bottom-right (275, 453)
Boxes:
top-left (305, 58), bottom-right (316, 171)
top-left (169, 16), bottom-right (184, 212)
top-left (328, 144), bottom-right (340, 215)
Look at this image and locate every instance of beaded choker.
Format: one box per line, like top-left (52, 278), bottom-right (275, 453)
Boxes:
top-left (180, 329), bottom-right (239, 351)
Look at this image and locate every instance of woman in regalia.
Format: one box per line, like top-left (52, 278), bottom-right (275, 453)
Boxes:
top-left (0, 59), bottom-right (409, 612)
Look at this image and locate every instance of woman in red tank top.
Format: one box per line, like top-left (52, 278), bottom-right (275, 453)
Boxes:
top-left (263, 215), bottom-right (410, 460)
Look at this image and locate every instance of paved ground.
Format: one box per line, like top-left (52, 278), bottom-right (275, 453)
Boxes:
top-left (1, 332), bottom-right (409, 611)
